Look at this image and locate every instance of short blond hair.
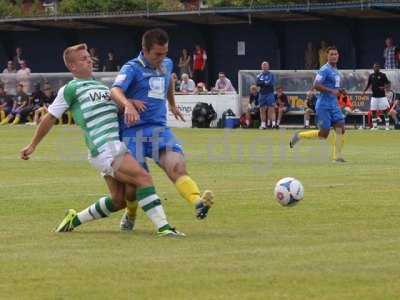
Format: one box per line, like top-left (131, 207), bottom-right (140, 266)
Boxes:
top-left (63, 43), bottom-right (87, 68)
top-left (250, 84), bottom-right (257, 92)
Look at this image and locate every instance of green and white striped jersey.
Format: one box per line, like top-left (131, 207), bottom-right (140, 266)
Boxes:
top-left (48, 78), bottom-right (119, 157)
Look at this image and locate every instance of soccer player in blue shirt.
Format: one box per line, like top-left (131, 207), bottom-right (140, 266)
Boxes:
top-left (111, 28), bottom-right (214, 231)
top-left (290, 46), bottom-right (346, 162)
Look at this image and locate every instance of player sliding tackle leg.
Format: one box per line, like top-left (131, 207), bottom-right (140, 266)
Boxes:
top-left (110, 28), bottom-right (214, 231)
top-left (55, 153), bottom-right (181, 236)
top-left (20, 43), bottom-right (183, 237)
top-left (120, 144), bottom-right (214, 231)
top-left (289, 46), bottom-right (346, 162)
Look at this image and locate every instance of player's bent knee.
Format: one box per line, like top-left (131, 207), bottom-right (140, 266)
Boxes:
top-left (318, 130), bottom-right (330, 139)
top-left (136, 169), bottom-right (153, 187)
top-left (171, 160), bottom-right (187, 178)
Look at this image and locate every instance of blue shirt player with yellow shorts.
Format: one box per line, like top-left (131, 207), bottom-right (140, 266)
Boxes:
top-left (290, 47), bottom-right (346, 162)
top-left (111, 29), bottom-right (214, 231)
top-left (314, 63), bottom-right (344, 130)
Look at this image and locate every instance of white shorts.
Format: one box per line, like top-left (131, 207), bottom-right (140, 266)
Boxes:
top-left (370, 97), bottom-right (389, 111)
top-left (88, 141), bottom-right (128, 177)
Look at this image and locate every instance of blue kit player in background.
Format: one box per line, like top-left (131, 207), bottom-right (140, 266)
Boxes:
top-left (111, 28), bottom-right (214, 231)
top-left (290, 46), bottom-right (346, 163)
top-left (256, 61), bottom-right (276, 129)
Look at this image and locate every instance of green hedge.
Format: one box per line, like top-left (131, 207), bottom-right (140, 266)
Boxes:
top-left (0, 0), bottom-right (183, 16)
top-left (58, 0), bottom-right (185, 14)
top-left (0, 0), bottom-right (21, 17)
top-left (0, 0), bottom-right (376, 17)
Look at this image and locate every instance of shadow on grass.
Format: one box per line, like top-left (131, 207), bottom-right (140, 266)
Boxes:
top-left (51, 229), bottom-right (237, 239)
top-left (59, 229), bottom-right (154, 236)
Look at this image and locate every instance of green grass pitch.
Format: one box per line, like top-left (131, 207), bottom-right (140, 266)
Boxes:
top-left (0, 126), bottom-right (399, 300)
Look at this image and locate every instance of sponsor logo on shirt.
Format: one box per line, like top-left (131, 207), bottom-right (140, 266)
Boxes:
top-left (148, 77), bottom-right (165, 100)
top-left (114, 74), bottom-right (127, 85)
top-left (89, 91), bottom-right (111, 102)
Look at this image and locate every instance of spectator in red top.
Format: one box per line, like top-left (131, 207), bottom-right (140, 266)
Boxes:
top-left (193, 45), bottom-right (207, 85)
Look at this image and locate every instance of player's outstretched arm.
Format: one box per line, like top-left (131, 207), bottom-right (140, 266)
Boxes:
top-left (20, 113), bottom-right (57, 160)
top-left (167, 79), bottom-right (185, 122)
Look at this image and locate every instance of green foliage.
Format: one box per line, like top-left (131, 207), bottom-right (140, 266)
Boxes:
top-left (0, 0), bottom-right (374, 16)
top-left (0, 0), bottom-right (21, 17)
top-left (58, 0), bottom-right (164, 14)
top-left (58, 0), bottom-right (184, 14)
top-left (29, 0), bottom-right (45, 16)
top-left (58, 0), bottom-right (107, 13)
top-left (158, 0), bottom-right (185, 11)
top-left (106, 0), bottom-right (158, 12)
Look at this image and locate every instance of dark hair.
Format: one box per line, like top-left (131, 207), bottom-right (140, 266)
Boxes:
top-left (142, 28), bottom-right (169, 51)
top-left (326, 46), bottom-right (338, 53)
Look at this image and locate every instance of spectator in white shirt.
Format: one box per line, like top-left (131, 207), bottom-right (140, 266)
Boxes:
top-left (179, 73), bottom-right (196, 94)
top-left (2, 61), bottom-right (17, 95)
top-left (213, 72), bottom-right (236, 93)
top-left (13, 47), bottom-right (27, 70)
top-left (16, 60), bottom-right (31, 94)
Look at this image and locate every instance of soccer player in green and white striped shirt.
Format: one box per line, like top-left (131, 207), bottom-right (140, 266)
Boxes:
top-left (20, 43), bottom-right (184, 237)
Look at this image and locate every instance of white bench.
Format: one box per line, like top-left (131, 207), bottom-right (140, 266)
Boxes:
top-left (285, 110), bottom-right (368, 128)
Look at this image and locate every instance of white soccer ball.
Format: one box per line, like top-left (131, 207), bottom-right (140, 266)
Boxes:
top-left (274, 177), bottom-right (304, 206)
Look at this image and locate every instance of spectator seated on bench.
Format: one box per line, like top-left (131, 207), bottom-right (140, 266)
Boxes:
top-left (0, 83), bottom-right (29, 125)
top-left (244, 84), bottom-right (260, 128)
top-left (304, 90), bottom-right (317, 128)
top-left (275, 86), bottom-right (290, 128)
top-left (0, 85), bottom-right (13, 122)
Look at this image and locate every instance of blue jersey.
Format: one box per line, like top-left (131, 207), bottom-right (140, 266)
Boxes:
top-left (314, 63), bottom-right (341, 109)
top-left (256, 71), bottom-right (275, 96)
top-left (112, 52), bottom-right (173, 129)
